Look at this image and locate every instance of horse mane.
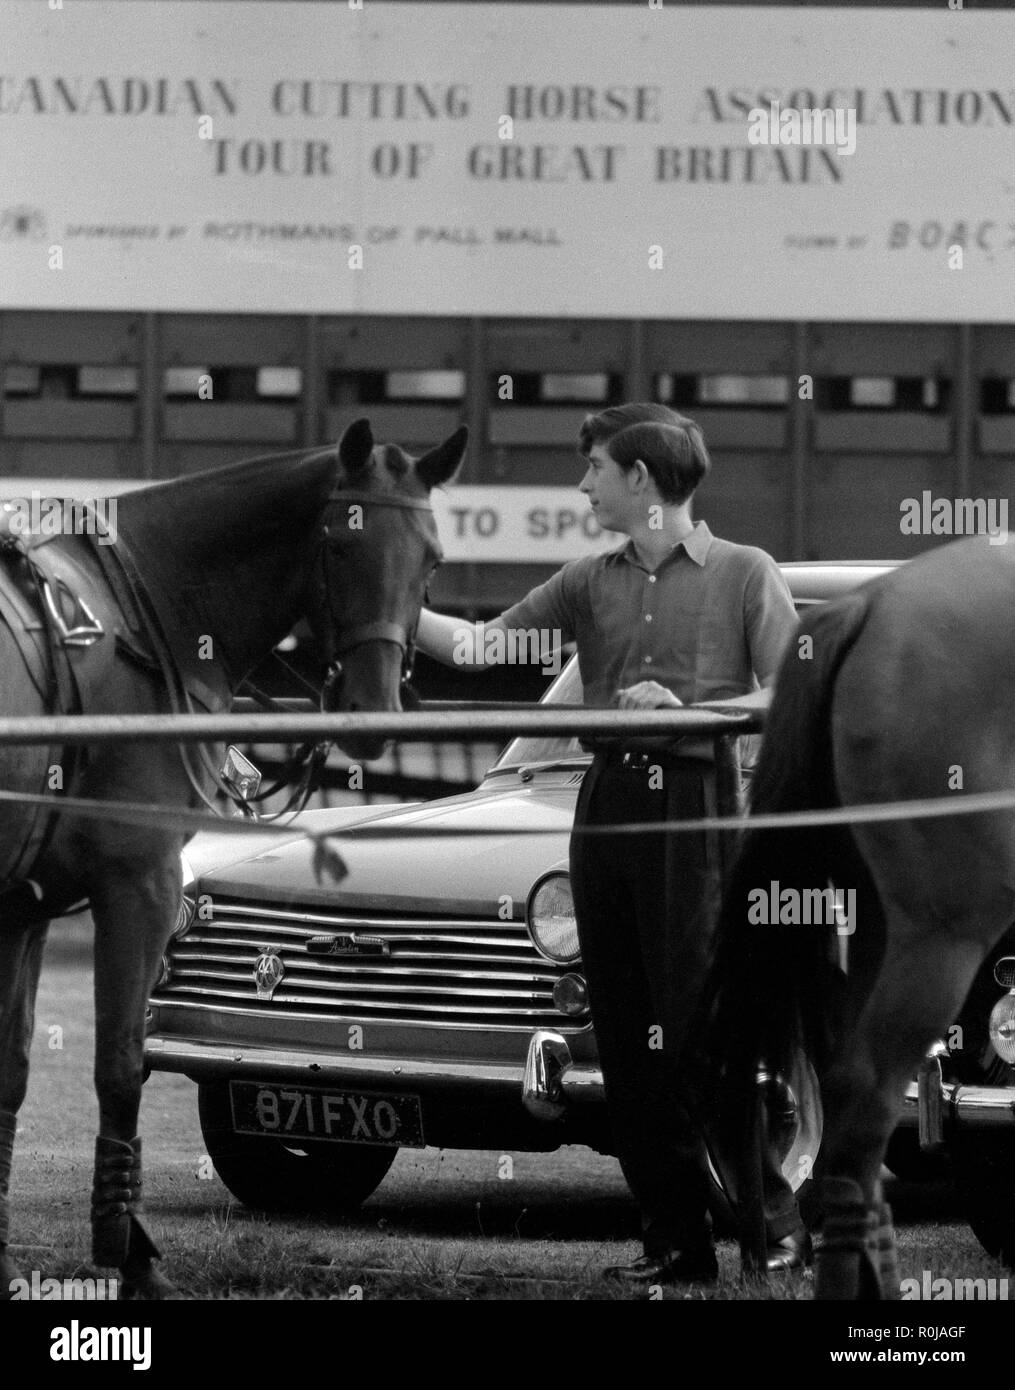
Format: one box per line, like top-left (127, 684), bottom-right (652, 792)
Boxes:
top-left (87, 445), bottom-right (342, 692)
top-left (112, 445), bottom-right (340, 576)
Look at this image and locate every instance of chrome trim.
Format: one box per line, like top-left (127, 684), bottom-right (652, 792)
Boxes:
top-left (902, 1074), bottom-right (1015, 1140)
top-left (521, 1029), bottom-right (605, 1119)
top-left (144, 1035), bottom-right (526, 1088)
top-left (161, 984), bottom-right (553, 1014)
top-left (559, 1063), bottom-right (604, 1104)
top-left (522, 1029), bottom-right (573, 1120)
top-left (155, 896), bottom-right (578, 1030)
top-left (177, 939), bottom-right (550, 961)
top-left (212, 904), bottom-right (503, 931)
top-left (149, 997), bottom-right (592, 1034)
top-left (917, 1042), bottom-right (947, 1152)
top-left (171, 959), bottom-right (559, 986)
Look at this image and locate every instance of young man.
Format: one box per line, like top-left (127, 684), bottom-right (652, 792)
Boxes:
top-left (415, 402), bottom-right (807, 1284)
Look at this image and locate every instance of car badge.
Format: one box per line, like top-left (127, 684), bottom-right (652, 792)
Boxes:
top-left (253, 947), bottom-right (285, 1001)
top-left (306, 933), bottom-right (391, 957)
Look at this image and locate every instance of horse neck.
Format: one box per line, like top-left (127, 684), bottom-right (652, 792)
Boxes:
top-left (113, 459), bottom-right (329, 686)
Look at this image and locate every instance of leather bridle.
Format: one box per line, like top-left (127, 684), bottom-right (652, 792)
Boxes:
top-left (236, 485), bottom-right (436, 819)
top-left (321, 488), bottom-right (436, 688)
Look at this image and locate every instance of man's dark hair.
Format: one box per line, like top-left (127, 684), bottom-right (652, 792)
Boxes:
top-left (578, 403), bottom-right (710, 505)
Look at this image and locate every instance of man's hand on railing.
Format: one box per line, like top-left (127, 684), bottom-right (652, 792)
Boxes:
top-left (616, 681), bottom-right (684, 710)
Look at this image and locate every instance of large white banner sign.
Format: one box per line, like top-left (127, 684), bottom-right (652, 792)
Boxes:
top-left (2, 3), bottom-right (1012, 319)
top-left (432, 486), bottom-right (618, 563)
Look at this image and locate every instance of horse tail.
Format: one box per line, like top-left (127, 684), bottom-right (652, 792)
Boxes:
top-left (705, 587), bottom-right (875, 1110)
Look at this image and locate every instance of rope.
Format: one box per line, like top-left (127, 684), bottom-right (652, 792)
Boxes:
top-left (0, 781), bottom-right (1011, 842)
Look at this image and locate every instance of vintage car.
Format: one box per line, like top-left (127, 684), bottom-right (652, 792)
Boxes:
top-left (143, 560), bottom-right (1015, 1258)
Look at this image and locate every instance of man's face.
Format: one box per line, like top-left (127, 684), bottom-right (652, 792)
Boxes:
top-left (578, 442), bottom-right (633, 533)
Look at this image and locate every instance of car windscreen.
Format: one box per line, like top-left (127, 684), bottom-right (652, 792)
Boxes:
top-left (489, 656), bottom-right (586, 771)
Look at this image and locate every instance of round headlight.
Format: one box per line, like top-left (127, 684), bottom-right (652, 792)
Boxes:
top-left (989, 991), bottom-right (1015, 1065)
top-left (526, 872), bottom-right (581, 965)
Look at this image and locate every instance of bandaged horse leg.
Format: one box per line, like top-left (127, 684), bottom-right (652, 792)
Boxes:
top-left (815, 1176), bottom-right (883, 1300)
top-left (89, 851), bottom-right (181, 1299)
top-left (0, 910), bottom-right (50, 1298)
top-left (90, 1134), bottom-right (174, 1298)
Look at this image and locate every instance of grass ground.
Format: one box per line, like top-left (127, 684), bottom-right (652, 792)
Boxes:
top-left (6, 917), bottom-right (1010, 1301)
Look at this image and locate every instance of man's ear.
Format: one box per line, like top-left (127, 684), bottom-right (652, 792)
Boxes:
top-left (631, 458), bottom-right (651, 490)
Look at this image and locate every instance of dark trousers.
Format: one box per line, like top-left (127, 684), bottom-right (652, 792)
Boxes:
top-left (570, 753), bottom-right (800, 1256)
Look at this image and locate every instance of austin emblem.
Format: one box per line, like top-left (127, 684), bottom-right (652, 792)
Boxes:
top-left (253, 947), bottom-right (285, 1001)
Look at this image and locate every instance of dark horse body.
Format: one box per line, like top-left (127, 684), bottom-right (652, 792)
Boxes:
top-left (0, 418), bottom-right (465, 1297)
top-left (706, 535), bottom-right (1015, 1299)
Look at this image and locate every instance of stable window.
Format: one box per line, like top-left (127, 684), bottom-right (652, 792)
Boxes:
top-left (3, 364), bottom-right (138, 400)
top-left (386, 370), bottom-right (464, 400)
top-left (818, 376), bottom-right (949, 412)
top-left (78, 366), bottom-right (138, 397)
top-left (655, 373), bottom-right (788, 409)
top-left (256, 367), bottom-right (302, 399)
top-left (328, 370), bottom-right (465, 405)
top-left (488, 371), bottom-right (621, 405)
top-left (165, 366), bottom-right (299, 401)
top-left (980, 379), bottom-right (1015, 414)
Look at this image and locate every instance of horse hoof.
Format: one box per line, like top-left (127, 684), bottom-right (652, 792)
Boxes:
top-left (120, 1265), bottom-right (180, 1301)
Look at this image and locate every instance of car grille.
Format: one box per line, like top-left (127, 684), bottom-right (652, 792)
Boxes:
top-left (155, 897), bottom-right (577, 1030)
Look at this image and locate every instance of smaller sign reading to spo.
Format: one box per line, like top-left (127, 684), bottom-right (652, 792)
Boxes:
top-left (432, 486), bottom-right (620, 563)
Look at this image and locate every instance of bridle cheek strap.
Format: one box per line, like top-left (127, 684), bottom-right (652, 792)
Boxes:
top-left (318, 486), bottom-right (433, 680)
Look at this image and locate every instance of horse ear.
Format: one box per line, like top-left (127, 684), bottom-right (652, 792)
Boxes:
top-left (338, 418), bottom-right (374, 478)
top-left (416, 425), bottom-right (469, 490)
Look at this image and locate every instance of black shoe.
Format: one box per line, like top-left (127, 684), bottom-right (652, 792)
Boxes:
top-left (604, 1245), bottom-right (719, 1287)
top-left (763, 1228), bottom-right (813, 1274)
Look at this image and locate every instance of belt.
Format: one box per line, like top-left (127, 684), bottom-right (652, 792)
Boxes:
top-left (593, 744), bottom-right (715, 770)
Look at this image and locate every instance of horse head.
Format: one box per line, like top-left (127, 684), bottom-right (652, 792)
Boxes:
top-left (315, 417), bottom-right (467, 760)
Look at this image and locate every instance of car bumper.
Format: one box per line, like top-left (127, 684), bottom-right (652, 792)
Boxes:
top-left (521, 1030), bottom-right (602, 1118)
top-left (518, 1034), bottom-right (1015, 1140)
top-left (899, 1049), bottom-right (1015, 1146)
top-left (144, 1035), bottom-right (528, 1095)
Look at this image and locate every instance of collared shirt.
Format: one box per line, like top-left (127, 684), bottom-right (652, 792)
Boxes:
top-left (498, 521), bottom-right (798, 710)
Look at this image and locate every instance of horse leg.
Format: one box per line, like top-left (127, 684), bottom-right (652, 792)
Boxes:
top-left (0, 908), bottom-right (50, 1298)
top-left (817, 926), bottom-right (987, 1300)
top-left (89, 849), bottom-right (181, 1300)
